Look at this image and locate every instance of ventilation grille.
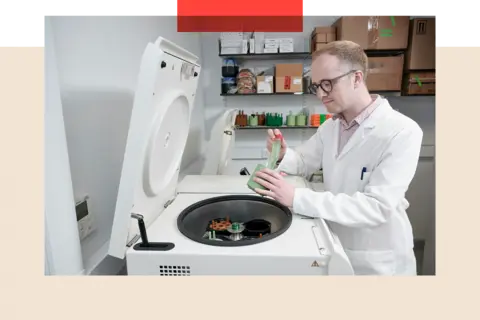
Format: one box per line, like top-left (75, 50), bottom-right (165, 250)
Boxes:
top-left (159, 265), bottom-right (191, 276)
top-left (416, 20), bottom-right (427, 35)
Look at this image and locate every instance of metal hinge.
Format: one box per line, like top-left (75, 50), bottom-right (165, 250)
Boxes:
top-left (126, 234), bottom-right (140, 247)
top-left (164, 198), bottom-right (175, 208)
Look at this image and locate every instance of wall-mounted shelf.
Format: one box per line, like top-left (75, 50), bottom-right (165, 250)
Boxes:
top-left (219, 52), bottom-right (312, 61)
top-left (235, 125), bottom-right (317, 130)
top-left (221, 90), bottom-right (402, 97)
top-left (218, 49), bottom-right (406, 61)
top-left (221, 92), bottom-right (312, 96)
top-left (364, 49), bottom-right (406, 57)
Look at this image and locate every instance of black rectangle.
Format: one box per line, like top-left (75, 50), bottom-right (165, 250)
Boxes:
top-left (440, 8), bottom-right (480, 40)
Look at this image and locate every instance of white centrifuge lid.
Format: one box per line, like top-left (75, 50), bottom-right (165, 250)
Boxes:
top-left (108, 36), bottom-right (201, 259)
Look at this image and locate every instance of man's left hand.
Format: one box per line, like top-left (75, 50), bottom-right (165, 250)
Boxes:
top-left (254, 168), bottom-right (295, 207)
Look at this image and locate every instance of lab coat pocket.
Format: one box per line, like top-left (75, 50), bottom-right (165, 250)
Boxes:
top-left (344, 249), bottom-right (396, 275)
top-left (358, 172), bottom-right (372, 192)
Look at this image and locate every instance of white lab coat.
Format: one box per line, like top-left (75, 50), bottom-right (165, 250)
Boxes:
top-left (277, 98), bottom-right (423, 275)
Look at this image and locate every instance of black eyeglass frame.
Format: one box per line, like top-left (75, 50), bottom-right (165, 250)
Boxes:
top-left (309, 70), bottom-right (359, 94)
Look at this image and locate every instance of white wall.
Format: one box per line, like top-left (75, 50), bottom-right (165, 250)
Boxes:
top-left (49, 16), bottom-right (206, 274)
top-left (45, 18), bottom-right (84, 275)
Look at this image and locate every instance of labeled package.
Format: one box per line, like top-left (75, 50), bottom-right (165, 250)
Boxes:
top-left (334, 16), bottom-right (410, 50)
top-left (275, 63), bottom-right (303, 93)
top-left (405, 18), bottom-right (435, 70)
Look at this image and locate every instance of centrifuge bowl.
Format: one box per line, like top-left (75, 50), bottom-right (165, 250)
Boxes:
top-left (177, 195), bottom-right (293, 247)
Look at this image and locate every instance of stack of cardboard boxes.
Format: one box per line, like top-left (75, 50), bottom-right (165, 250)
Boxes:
top-left (311, 27), bottom-right (337, 53)
top-left (403, 18), bottom-right (436, 95)
top-left (310, 16), bottom-right (435, 95)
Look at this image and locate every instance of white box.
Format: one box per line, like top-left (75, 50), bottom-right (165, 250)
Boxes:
top-left (221, 47), bottom-right (242, 55)
top-left (257, 76), bottom-right (274, 93)
top-left (279, 43), bottom-right (294, 53)
top-left (264, 38), bottom-right (280, 45)
top-left (221, 32), bottom-right (244, 41)
top-left (264, 43), bottom-right (279, 49)
top-left (249, 39), bottom-right (255, 54)
top-left (263, 47), bottom-right (278, 53)
top-left (242, 40), bottom-right (248, 54)
top-left (278, 38), bottom-right (294, 44)
top-left (255, 41), bottom-right (264, 54)
top-left (221, 40), bottom-right (243, 48)
top-left (279, 47), bottom-right (294, 53)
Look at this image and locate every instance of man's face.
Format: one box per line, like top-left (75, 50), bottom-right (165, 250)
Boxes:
top-left (311, 54), bottom-right (356, 114)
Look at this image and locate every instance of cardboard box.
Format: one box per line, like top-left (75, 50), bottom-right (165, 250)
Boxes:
top-left (402, 71), bottom-right (435, 95)
top-left (334, 16), bottom-right (410, 50)
top-left (312, 43), bottom-right (329, 53)
top-left (405, 18), bottom-right (435, 70)
top-left (366, 55), bottom-right (404, 91)
top-left (311, 27), bottom-right (336, 53)
top-left (311, 27), bottom-right (336, 43)
top-left (257, 76), bottom-right (274, 93)
top-left (275, 64), bottom-right (303, 93)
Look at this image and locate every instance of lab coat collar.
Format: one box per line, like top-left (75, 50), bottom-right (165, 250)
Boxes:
top-left (334, 97), bottom-right (393, 160)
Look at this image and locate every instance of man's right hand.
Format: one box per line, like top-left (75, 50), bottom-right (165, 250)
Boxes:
top-left (266, 129), bottom-right (288, 162)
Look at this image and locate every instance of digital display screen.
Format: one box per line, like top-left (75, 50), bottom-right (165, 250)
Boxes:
top-left (75, 200), bottom-right (88, 221)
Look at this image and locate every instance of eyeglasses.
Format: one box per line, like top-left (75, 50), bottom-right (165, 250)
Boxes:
top-left (309, 70), bottom-right (358, 94)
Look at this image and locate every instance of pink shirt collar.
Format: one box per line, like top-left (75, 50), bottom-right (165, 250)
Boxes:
top-left (333, 95), bottom-right (383, 128)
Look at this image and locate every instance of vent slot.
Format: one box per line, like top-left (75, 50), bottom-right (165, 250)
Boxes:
top-left (159, 265), bottom-right (191, 276)
top-left (416, 20), bottom-right (427, 35)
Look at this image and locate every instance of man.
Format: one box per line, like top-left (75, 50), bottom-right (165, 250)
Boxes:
top-left (253, 40), bottom-right (423, 275)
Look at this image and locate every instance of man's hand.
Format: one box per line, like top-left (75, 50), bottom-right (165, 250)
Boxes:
top-left (253, 168), bottom-right (295, 207)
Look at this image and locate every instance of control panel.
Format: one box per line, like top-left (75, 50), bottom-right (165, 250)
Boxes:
top-left (76, 196), bottom-right (95, 241)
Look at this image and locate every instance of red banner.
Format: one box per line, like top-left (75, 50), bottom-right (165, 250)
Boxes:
top-left (177, 0), bottom-right (303, 32)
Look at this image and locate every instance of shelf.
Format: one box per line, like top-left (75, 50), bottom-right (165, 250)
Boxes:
top-left (221, 91), bottom-right (401, 97)
top-left (218, 49), bottom-right (406, 61)
top-left (219, 52), bottom-right (312, 60)
top-left (221, 92), bottom-right (312, 96)
top-left (235, 125), bottom-right (317, 130)
top-left (364, 49), bottom-right (406, 57)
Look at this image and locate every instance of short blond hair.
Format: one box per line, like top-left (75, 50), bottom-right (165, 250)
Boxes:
top-left (312, 40), bottom-right (368, 80)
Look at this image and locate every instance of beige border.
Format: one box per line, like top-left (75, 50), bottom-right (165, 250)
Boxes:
top-left (1, 46), bottom-right (479, 317)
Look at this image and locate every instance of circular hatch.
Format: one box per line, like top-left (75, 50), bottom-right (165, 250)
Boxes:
top-left (143, 94), bottom-right (190, 196)
top-left (177, 195), bottom-right (293, 247)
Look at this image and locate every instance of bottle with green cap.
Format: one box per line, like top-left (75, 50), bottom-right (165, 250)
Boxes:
top-left (286, 111), bottom-right (296, 126)
top-left (296, 111), bottom-right (306, 126)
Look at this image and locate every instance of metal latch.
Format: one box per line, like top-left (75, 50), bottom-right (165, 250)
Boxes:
top-left (126, 235), bottom-right (141, 248)
top-left (181, 63), bottom-right (195, 78)
top-left (164, 199), bottom-right (175, 208)
top-left (224, 130), bottom-right (232, 135)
